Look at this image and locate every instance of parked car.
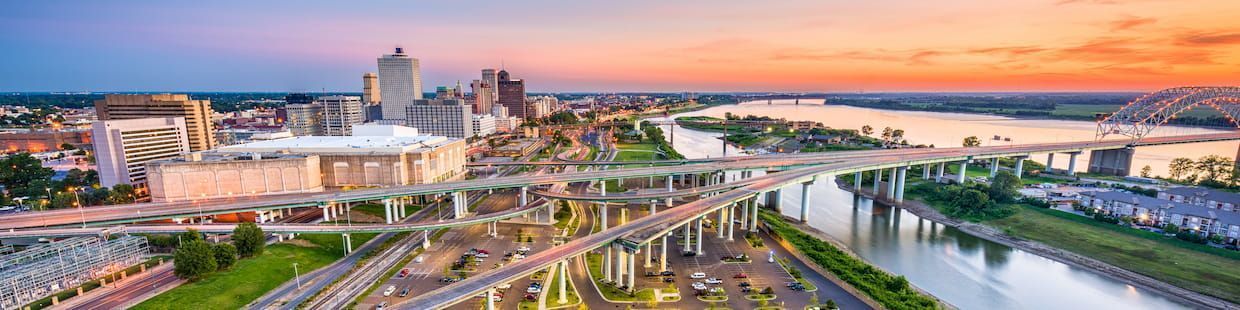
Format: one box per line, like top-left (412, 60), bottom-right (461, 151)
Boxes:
top-left (705, 278), bottom-right (723, 284)
top-left (375, 301), bottom-right (387, 310)
top-left (682, 251), bottom-right (697, 257)
top-left (733, 272), bottom-right (748, 278)
top-left (644, 271), bottom-right (658, 277)
top-left (663, 277), bottom-right (676, 283)
top-left (524, 293), bottom-right (538, 301)
top-left (475, 253), bottom-right (489, 258)
top-left (496, 283), bottom-right (512, 290)
top-left (399, 287), bottom-right (410, 297)
top-left (660, 270), bottom-right (676, 277)
top-left (398, 268), bottom-right (410, 278)
top-left (383, 285), bottom-right (397, 296)
top-left (691, 282), bottom-right (707, 290)
top-left (414, 255), bottom-right (425, 263)
top-left (738, 281), bottom-right (751, 287)
top-left (690, 272), bottom-right (707, 279)
top-left (741, 286), bottom-right (753, 293)
top-left (516, 246), bottom-right (532, 253)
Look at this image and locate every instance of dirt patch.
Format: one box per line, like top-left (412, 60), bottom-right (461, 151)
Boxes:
top-left (283, 239), bottom-right (319, 248)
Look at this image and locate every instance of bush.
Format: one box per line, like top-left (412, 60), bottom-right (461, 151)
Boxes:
top-left (232, 222), bottom-right (265, 258)
top-left (213, 243), bottom-right (238, 270)
top-left (1176, 231), bottom-right (1208, 244)
top-left (174, 240), bottom-right (217, 280)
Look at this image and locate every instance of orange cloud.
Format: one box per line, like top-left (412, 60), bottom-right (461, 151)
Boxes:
top-left (1109, 16), bottom-right (1156, 31)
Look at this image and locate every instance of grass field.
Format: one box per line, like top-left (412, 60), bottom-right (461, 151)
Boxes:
top-left (986, 205), bottom-right (1240, 303)
top-left (1051, 104), bottom-right (1227, 119)
top-left (614, 142), bottom-right (661, 162)
top-left (133, 233), bottom-right (375, 310)
top-left (353, 203), bottom-right (422, 219)
top-left (545, 263), bottom-right (581, 307)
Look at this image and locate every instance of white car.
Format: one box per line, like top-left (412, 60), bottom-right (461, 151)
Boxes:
top-left (414, 255), bottom-right (425, 263)
top-left (516, 246), bottom-right (532, 252)
top-left (705, 278), bottom-right (723, 284)
top-left (691, 282), bottom-right (707, 290)
top-left (476, 253), bottom-right (489, 258)
top-left (690, 272), bottom-right (707, 279)
top-left (527, 286), bottom-right (542, 293)
top-left (496, 283), bottom-right (512, 290)
top-left (382, 285), bottom-right (397, 296)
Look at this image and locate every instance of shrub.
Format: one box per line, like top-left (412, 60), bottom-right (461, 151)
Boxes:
top-left (173, 240), bottom-right (217, 280)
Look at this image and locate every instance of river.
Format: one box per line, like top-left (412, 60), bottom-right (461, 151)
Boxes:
top-left (649, 101), bottom-right (1212, 309)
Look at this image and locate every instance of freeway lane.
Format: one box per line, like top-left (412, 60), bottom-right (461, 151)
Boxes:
top-left (392, 132), bottom-right (1240, 309)
top-left (1, 133), bottom-right (1236, 233)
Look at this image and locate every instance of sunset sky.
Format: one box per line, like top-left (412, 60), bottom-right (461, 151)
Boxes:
top-left (2, 0), bottom-right (1237, 92)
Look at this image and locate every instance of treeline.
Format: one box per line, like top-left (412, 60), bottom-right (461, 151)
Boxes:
top-left (171, 224), bottom-right (265, 280)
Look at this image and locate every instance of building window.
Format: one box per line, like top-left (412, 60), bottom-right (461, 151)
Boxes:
top-left (333, 162), bottom-right (349, 185)
top-left (364, 162), bottom-right (381, 185)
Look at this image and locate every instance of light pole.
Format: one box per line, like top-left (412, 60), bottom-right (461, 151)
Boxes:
top-left (293, 262), bottom-right (302, 290)
top-left (71, 187), bottom-right (85, 228)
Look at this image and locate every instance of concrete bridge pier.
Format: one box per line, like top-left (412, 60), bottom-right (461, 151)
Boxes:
top-left (727, 203), bottom-right (736, 241)
top-left (740, 199), bottom-right (750, 230)
top-left (885, 168), bottom-right (897, 199)
top-left (384, 199), bottom-right (394, 224)
top-left (485, 287), bottom-right (496, 310)
top-left (750, 196), bottom-right (759, 230)
top-left (872, 169), bottom-right (883, 195)
top-left (644, 241), bottom-right (653, 268)
top-left (600, 180), bottom-right (607, 197)
top-left (1087, 148), bottom-right (1134, 176)
top-left (1014, 156), bottom-right (1027, 178)
top-left (1067, 152), bottom-right (1080, 176)
top-left (321, 205), bottom-right (331, 222)
top-left (604, 243), bottom-right (613, 282)
top-left (452, 192), bottom-right (465, 218)
top-left (520, 186), bottom-right (528, 206)
top-left (599, 203), bottom-right (608, 231)
top-left (422, 231), bottom-right (431, 248)
top-left (342, 233), bottom-right (353, 254)
top-left (695, 216), bottom-right (704, 255)
top-left (1046, 153), bottom-right (1055, 171)
top-left (766, 188), bottom-right (782, 212)
top-left (895, 167), bottom-right (907, 203)
top-left (717, 208), bottom-right (726, 238)
top-left (936, 162), bottom-right (946, 182)
top-left (682, 224), bottom-right (691, 253)
top-left (558, 260), bottom-right (568, 304)
top-left (800, 176), bottom-right (817, 222)
top-left (989, 158), bottom-right (1000, 177)
top-left (614, 244), bottom-right (626, 287)
top-left (923, 163), bottom-right (932, 179)
top-left (660, 234), bottom-right (670, 271)
top-left (854, 171), bottom-right (863, 190)
top-left (626, 247), bottom-right (637, 290)
top-left (956, 161), bottom-right (968, 184)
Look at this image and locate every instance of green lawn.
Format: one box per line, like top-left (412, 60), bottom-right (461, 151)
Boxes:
top-left (614, 142), bottom-right (661, 162)
top-left (986, 206), bottom-right (1240, 303)
top-left (584, 253), bottom-right (654, 301)
top-left (352, 203), bottom-right (422, 219)
top-left (133, 233), bottom-right (374, 310)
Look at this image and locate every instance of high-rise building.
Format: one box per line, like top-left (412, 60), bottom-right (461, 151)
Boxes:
top-left (377, 47), bottom-right (422, 121)
top-left (405, 99), bottom-right (474, 138)
top-left (284, 103), bottom-right (324, 136)
top-left (482, 68), bottom-right (498, 99)
top-left (319, 95), bottom-right (363, 136)
top-left (496, 69), bottom-right (530, 119)
top-left (92, 117), bottom-right (191, 191)
top-left (362, 72), bottom-right (381, 105)
top-left (94, 94), bottom-right (217, 151)
top-left (470, 79), bottom-right (494, 115)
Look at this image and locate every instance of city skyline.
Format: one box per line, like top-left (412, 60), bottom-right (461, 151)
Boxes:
top-left (2, 1), bottom-right (1238, 92)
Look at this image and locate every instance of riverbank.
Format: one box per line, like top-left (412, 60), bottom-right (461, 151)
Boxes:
top-left (836, 180), bottom-right (1237, 309)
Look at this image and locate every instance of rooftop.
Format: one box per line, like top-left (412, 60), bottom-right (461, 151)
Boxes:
top-left (215, 135), bottom-right (456, 154)
top-left (1084, 190), bottom-right (1240, 223)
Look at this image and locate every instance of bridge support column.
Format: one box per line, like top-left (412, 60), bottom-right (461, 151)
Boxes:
top-left (683, 224), bottom-right (691, 253)
top-left (342, 233), bottom-right (352, 254)
top-left (604, 244), bottom-right (613, 282)
top-left (1046, 153), bottom-right (1055, 171)
top-left (990, 158), bottom-right (1000, 177)
top-left (520, 186), bottom-right (528, 206)
top-left (872, 169), bottom-right (883, 194)
top-left (644, 241), bottom-right (653, 268)
top-left (384, 199), bottom-right (394, 224)
top-left (660, 234), bottom-right (669, 272)
top-left (1014, 156), bottom-right (1027, 178)
top-left (766, 188), bottom-right (781, 212)
top-left (923, 163), bottom-right (932, 179)
top-left (727, 203), bottom-right (736, 241)
top-left (599, 203), bottom-right (608, 231)
top-left (1088, 148), bottom-right (1134, 176)
top-left (615, 244), bottom-right (626, 287)
top-left (957, 161), bottom-right (968, 184)
top-left (399, 198), bottom-right (407, 218)
top-left (751, 196), bottom-right (759, 231)
top-left (321, 206), bottom-right (330, 222)
top-left (936, 162), bottom-right (945, 183)
top-left (801, 176), bottom-right (816, 223)
top-left (453, 192), bottom-right (465, 218)
top-left (695, 217), bottom-right (704, 255)
top-left (422, 231), bottom-right (431, 248)
top-left (885, 168), bottom-right (897, 199)
top-left (717, 208), bottom-right (726, 238)
top-left (854, 171), bottom-right (862, 190)
top-left (485, 287), bottom-right (495, 310)
top-left (548, 200), bottom-right (555, 224)
top-left (741, 199), bottom-right (750, 230)
top-left (600, 181), bottom-right (607, 196)
top-left (895, 167), bottom-right (907, 203)
top-left (620, 208), bottom-right (628, 225)
top-left (627, 247), bottom-right (636, 290)
top-left (1067, 152), bottom-right (1080, 176)
top-left (558, 260), bottom-right (568, 304)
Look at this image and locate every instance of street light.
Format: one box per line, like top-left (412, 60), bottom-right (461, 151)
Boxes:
top-left (70, 187), bottom-right (85, 228)
top-left (293, 262), bottom-right (302, 290)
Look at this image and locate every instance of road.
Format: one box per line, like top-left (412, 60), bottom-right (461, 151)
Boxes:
top-left (3, 132), bottom-right (1234, 232)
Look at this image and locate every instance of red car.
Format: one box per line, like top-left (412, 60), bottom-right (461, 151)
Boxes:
top-left (398, 269), bottom-right (410, 278)
top-left (733, 273), bottom-right (748, 279)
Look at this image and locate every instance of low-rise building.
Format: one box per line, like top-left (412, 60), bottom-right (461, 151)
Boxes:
top-left (1159, 187), bottom-right (1240, 212)
top-left (1081, 190), bottom-right (1240, 243)
top-left (488, 138), bottom-right (545, 157)
top-left (92, 117), bottom-right (191, 192)
top-left (472, 114), bottom-right (497, 138)
top-left (146, 153), bottom-right (323, 202)
top-left (0, 129), bottom-right (92, 153)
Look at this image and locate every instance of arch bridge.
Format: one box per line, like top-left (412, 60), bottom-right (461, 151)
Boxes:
top-left (1096, 86), bottom-right (1240, 143)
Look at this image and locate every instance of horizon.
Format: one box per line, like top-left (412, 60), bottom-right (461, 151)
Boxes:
top-left (2, 1), bottom-right (1237, 93)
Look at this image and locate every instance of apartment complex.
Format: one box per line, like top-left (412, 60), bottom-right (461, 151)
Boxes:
top-left (94, 94), bottom-right (216, 151)
top-left (319, 95), bottom-right (364, 136)
top-left (1081, 190), bottom-right (1240, 243)
top-left (405, 99), bottom-right (474, 138)
top-left (92, 117), bottom-right (191, 190)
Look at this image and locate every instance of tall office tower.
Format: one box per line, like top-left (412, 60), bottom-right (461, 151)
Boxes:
top-left (405, 99), bottom-right (474, 138)
top-left (496, 69), bottom-right (530, 119)
top-left (470, 79), bottom-right (494, 115)
top-left (482, 68), bottom-right (498, 99)
top-left (362, 72), bottom-right (381, 105)
top-left (92, 117), bottom-right (191, 190)
top-left (318, 95), bottom-right (364, 136)
top-left (95, 94), bottom-right (217, 151)
top-left (284, 103), bottom-right (324, 136)
top-left (453, 80), bottom-right (464, 99)
top-left (377, 47), bottom-right (422, 120)
top-left (435, 86), bottom-right (457, 99)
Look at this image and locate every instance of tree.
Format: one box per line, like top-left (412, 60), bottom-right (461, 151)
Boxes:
top-left (825, 299), bottom-right (839, 310)
top-left (861, 125), bottom-right (873, 136)
top-left (1139, 165), bottom-right (1152, 178)
top-left (881, 127), bottom-right (894, 143)
top-left (232, 222), bottom-right (265, 258)
top-left (213, 243), bottom-right (238, 270)
top-left (1168, 157), bottom-right (1194, 180)
top-left (60, 142), bottom-right (76, 150)
top-left (1163, 223), bottom-right (1180, 234)
top-left (107, 184), bottom-right (136, 204)
top-left (891, 129), bottom-right (905, 143)
top-left (988, 171), bottom-right (1021, 203)
top-left (179, 228), bottom-right (204, 245)
top-left (173, 240), bottom-right (217, 280)
top-left (962, 136), bottom-right (981, 147)
top-left (1194, 155), bottom-right (1233, 184)
top-left (0, 153), bottom-right (54, 197)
